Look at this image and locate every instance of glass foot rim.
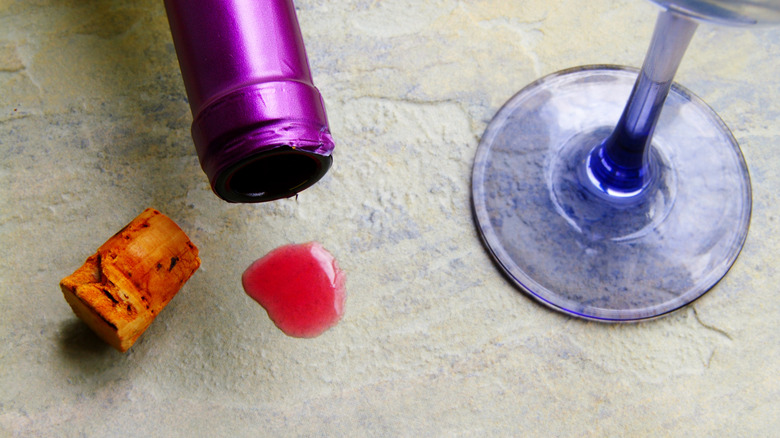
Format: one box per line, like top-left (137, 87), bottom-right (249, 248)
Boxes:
top-left (472, 65), bottom-right (752, 322)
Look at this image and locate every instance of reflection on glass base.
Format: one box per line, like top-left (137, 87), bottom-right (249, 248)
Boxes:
top-left (472, 66), bottom-right (751, 321)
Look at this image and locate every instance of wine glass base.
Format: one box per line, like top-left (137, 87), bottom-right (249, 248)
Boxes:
top-left (472, 66), bottom-right (751, 322)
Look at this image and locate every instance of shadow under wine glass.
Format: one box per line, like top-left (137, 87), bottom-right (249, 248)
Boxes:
top-left (472, 1), bottom-right (780, 321)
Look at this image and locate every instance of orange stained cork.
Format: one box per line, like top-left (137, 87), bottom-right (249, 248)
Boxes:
top-left (60, 208), bottom-right (200, 352)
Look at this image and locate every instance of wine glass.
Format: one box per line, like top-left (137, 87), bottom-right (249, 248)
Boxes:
top-left (471, 1), bottom-right (780, 321)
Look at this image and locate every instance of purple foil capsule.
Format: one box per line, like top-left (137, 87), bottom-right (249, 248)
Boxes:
top-left (164, 0), bottom-right (334, 203)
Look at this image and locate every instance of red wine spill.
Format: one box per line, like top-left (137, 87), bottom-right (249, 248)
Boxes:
top-left (242, 242), bottom-right (346, 338)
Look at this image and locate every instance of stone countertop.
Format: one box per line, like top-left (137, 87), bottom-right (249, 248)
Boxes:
top-left (1, 0), bottom-right (778, 435)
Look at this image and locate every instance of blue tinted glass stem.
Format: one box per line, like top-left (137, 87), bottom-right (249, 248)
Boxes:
top-left (588, 10), bottom-right (698, 195)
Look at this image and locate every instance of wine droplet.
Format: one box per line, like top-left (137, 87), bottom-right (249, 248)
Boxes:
top-left (242, 242), bottom-right (346, 338)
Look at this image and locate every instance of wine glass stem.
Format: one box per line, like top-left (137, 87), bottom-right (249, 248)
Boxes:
top-left (589, 10), bottom-right (699, 194)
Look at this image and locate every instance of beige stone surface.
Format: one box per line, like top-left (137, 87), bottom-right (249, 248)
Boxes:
top-left (1, 0), bottom-right (779, 435)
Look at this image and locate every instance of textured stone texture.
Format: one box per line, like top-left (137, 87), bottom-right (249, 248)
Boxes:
top-left (1, 0), bottom-right (779, 435)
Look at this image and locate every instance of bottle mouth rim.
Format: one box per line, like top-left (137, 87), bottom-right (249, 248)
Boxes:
top-left (213, 146), bottom-right (333, 203)
top-left (189, 81), bottom-right (335, 203)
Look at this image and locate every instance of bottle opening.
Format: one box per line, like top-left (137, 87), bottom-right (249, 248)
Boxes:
top-left (215, 147), bottom-right (332, 203)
